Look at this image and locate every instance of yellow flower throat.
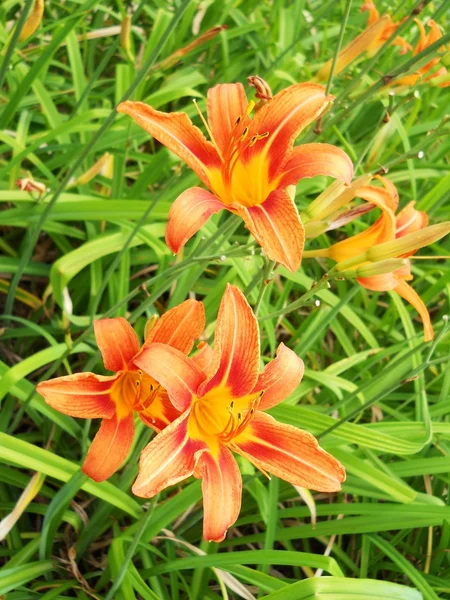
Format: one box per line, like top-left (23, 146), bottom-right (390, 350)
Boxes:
top-left (188, 386), bottom-right (262, 455)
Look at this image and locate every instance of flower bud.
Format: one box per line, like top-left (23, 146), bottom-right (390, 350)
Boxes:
top-left (304, 174), bottom-right (372, 223)
top-left (355, 258), bottom-right (406, 278)
top-left (367, 222), bottom-right (450, 261)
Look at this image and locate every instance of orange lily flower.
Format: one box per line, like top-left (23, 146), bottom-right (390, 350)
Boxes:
top-left (36, 300), bottom-right (204, 482)
top-left (393, 20), bottom-right (450, 88)
top-left (317, 2), bottom-right (411, 81)
top-left (117, 81), bottom-right (353, 272)
top-left (312, 177), bottom-right (449, 341)
top-left (131, 284), bottom-right (346, 542)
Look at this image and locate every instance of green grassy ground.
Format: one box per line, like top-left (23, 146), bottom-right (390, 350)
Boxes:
top-left (1, 0), bottom-right (450, 598)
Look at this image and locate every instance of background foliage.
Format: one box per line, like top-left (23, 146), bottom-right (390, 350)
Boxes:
top-left (0, 0), bottom-right (449, 598)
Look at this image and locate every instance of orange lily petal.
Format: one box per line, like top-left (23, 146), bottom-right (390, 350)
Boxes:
top-left (207, 83), bottom-right (248, 154)
top-left (94, 317), bottom-right (140, 373)
top-left (117, 101), bottom-right (221, 186)
top-left (357, 272), bottom-right (398, 291)
top-left (278, 143), bottom-right (354, 188)
top-left (396, 201), bottom-right (428, 239)
top-left (144, 299), bottom-right (205, 355)
top-left (36, 372), bottom-right (117, 419)
top-left (244, 82), bottom-right (333, 179)
top-left (328, 183), bottom-right (397, 263)
top-left (132, 411), bottom-right (206, 497)
top-left (192, 342), bottom-right (214, 375)
top-left (196, 446), bottom-right (242, 543)
top-left (139, 389), bottom-right (181, 432)
top-left (394, 278), bottom-right (434, 342)
top-left (82, 412), bottom-right (134, 482)
top-left (134, 343), bottom-right (205, 412)
top-left (240, 189), bottom-right (305, 272)
top-left (165, 187), bottom-right (224, 254)
top-left (198, 284), bottom-right (260, 398)
top-left (233, 412), bottom-right (345, 492)
top-left (252, 343), bottom-right (304, 411)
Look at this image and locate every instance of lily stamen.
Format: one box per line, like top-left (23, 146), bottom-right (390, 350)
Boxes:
top-left (192, 99), bottom-right (225, 163)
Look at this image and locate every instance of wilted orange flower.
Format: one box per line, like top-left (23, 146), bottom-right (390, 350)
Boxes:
top-left (393, 19), bottom-right (450, 88)
top-left (132, 284), bottom-right (345, 542)
top-left (117, 81), bottom-right (353, 271)
top-left (317, 1), bottom-right (411, 81)
top-left (36, 301), bottom-right (204, 481)
top-left (312, 177), bottom-right (450, 341)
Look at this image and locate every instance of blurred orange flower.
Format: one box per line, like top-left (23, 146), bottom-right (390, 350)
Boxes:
top-left (118, 82), bottom-right (353, 271)
top-left (317, 1), bottom-right (411, 81)
top-left (393, 19), bottom-right (450, 88)
top-left (132, 284), bottom-right (345, 542)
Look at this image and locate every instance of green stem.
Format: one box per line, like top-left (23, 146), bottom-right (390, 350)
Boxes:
top-left (254, 259), bottom-right (276, 316)
top-left (325, 0), bottom-right (353, 95)
top-left (258, 268), bottom-right (337, 321)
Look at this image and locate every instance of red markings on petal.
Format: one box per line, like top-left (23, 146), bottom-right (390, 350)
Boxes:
top-left (36, 372), bottom-right (117, 419)
top-left (132, 411), bottom-right (206, 497)
top-left (198, 446), bottom-right (242, 543)
top-left (192, 342), bottom-right (214, 376)
top-left (207, 83), bottom-right (248, 154)
top-left (165, 187), bottom-right (224, 254)
top-left (138, 389), bottom-right (181, 433)
top-left (82, 412), bottom-right (135, 482)
top-left (245, 82), bottom-right (333, 178)
top-left (198, 284), bottom-right (260, 398)
top-left (241, 189), bottom-right (305, 272)
top-left (278, 143), bottom-right (354, 187)
top-left (134, 344), bottom-right (204, 412)
top-left (233, 412), bottom-right (346, 492)
top-left (94, 317), bottom-right (140, 373)
top-left (253, 343), bottom-right (304, 411)
top-left (117, 101), bottom-right (220, 186)
top-left (144, 299), bottom-right (205, 356)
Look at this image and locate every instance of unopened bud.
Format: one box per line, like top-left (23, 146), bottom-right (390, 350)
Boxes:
top-left (304, 220), bottom-right (329, 239)
top-left (304, 174), bottom-right (372, 223)
top-left (355, 258), bottom-right (406, 278)
top-left (368, 222), bottom-right (450, 261)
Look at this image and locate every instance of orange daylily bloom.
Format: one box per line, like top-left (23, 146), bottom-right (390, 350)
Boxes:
top-left (117, 81), bottom-right (353, 272)
top-left (393, 20), bottom-right (450, 88)
top-left (36, 300), bottom-right (204, 482)
top-left (317, 2), bottom-right (411, 81)
top-left (317, 177), bottom-right (445, 341)
top-left (132, 284), bottom-right (345, 542)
